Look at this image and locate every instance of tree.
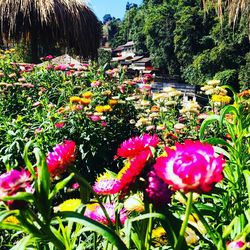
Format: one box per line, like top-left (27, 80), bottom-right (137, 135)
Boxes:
top-left (144, 3), bottom-right (180, 74)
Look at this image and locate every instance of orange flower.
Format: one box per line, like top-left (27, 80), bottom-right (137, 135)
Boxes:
top-left (151, 105), bottom-right (160, 112)
top-left (109, 99), bottom-right (118, 105)
top-left (79, 98), bottom-right (91, 105)
top-left (70, 96), bottom-right (82, 103)
top-left (82, 91), bottom-right (93, 99)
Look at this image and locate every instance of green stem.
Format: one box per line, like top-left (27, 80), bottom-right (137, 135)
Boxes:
top-left (145, 203), bottom-right (153, 250)
top-left (175, 192), bottom-right (193, 250)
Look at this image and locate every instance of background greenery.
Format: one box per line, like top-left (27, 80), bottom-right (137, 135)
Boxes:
top-left (105, 0), bottom-right (250, 90)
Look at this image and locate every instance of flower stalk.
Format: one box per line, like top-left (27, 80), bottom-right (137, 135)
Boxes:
top-left (175, 191), bottom-right (193, 250)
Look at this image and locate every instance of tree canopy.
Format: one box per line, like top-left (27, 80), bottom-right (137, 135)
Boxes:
top-left (106, 0), bottom-right (249, 90)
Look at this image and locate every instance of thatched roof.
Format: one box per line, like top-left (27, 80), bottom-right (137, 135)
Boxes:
top-left (0, 0), bottom-right (101, 59)
top-left (203, 0), bottom-right (250, 34)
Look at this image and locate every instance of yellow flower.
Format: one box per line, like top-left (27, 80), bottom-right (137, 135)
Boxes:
top-left (211, 95), bottom-right (231, 104)
top-left (102, 90), bottom-right (112, 96)
top-left (70, 96), bottom-right (82, 103)
top-left (124, 194), bottom-right (144, 212)
top-left (95, 105), bottom-right (112, 112)
top-left (152, 227), bottom-right (166, 238)
top-left (80, 98), bottom-right (91, 105)
top-left (4, 216), bottom-right (19, 224)
top-left (58, 199), bottom-right (81, 212)
top-left (82, 91), bottom-right (93, 99)
top-left (152, 227), bottom-right (168, 246)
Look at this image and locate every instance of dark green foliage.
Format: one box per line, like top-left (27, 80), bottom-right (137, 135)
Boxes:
top-left (98, 49), bottom-right (112, 66)
top-left (105, 0), bottom-right (249, 90)
top-left (239, 52), bottom-right (250, 90)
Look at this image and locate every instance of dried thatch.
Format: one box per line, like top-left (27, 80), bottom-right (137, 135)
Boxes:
top-left (0, 0), bottom-right (101, 60)
top-left (202, 0), bottom-right (250, 33)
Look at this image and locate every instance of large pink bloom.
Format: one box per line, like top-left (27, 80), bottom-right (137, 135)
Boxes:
top-left (0, 169), bottom-right (33, 198)
top-left (46, 140), bottom-right (76, 177)
top-left (117, 134), bottom-right (158, 159)
top-left (154, 140), bottom-right (225, 193)
top-left (84, 203), bottom-right (127, 225)
top-left (0, 169), bottom-right (33, 209)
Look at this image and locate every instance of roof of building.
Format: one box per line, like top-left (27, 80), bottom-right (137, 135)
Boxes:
top-left (113, 45), bottom-right (124, 52)
top-left (134, 57), bottom-right (151, 63)
top-left (123, 41), bottom-right (134, 47)
top-left (130, 56), bottom-right (144, 62)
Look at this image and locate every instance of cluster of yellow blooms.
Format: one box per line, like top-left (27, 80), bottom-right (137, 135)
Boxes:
top-left (95, 105), bottom-right (112, 113)
top-left (211, 94), bottom-right (231, 104)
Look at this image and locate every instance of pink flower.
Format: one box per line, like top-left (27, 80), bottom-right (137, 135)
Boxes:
top-left (91, 81), bottom-right (102, 87)
top-left (45, 55), bottom-right (54, 60)
top-left (46, 140), bottom-right (76, 177)
top-left (90, 115), bottom-right (101, 122)
top-left (0, 169), bottom-right (33, 208)
top-left (154, 140), bottom-right (225, 193)
top-left (226, 240), bottom-right (245, 249)
top-left (101, 121), bottom-right (107, 127)
top-left (55, 122), bottom-right (65, 128)
top-left (72, 182), bottom-right (80, 189)
top-left (93, 174), bottom-right (121, 195)
top-left (54, 65), bottom-right (68, 71)
top-left (84, 203), bottom-right (127, 225)
top-left (117, 134), bottom-right (159, 159)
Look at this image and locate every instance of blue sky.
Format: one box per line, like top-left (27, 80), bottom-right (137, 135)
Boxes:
top-left (88, 0), bottom-right (143, 21)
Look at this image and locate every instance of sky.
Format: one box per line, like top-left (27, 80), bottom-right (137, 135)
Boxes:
top-left (87, 0), bottom-right (143, 21)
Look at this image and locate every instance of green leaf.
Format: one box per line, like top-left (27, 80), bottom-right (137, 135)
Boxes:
top-left (0, 223), bottom-right (23, 231)
top-left (243, 170), bottom-right (250, 208)
top-left (49, 173), bottom-right (74, 200)
top-left (222, 217), bottom-right (238, 238)
top-left (33, 147), bottom-right (51, 223)
top-left (10, 234), bottom-right (33, 250)
top-left (57, 211), bottom-right (128, 250)
top-left (204, 137), bottom-right (234, 152)
top-left (23, 141), bottom-right (35, 177)
top-left (2, 192), bottom-right (34, 202)
top-left (199, 115), bottom-right (220, 140)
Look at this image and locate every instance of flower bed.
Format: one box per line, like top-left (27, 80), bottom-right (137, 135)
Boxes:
top-left (0, 50), bottom-right (249, 249)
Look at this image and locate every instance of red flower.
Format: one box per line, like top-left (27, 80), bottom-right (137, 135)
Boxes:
top-left (55, 122), bottom-right (65, 128)
top-left (117, 134), bottom-right (158, 159)
top-left (46, 140), bottom-right (76, 177)
top-left (117, 151), bottom-right (149, 192)
top-left (154, 140), bottom-right (225, 193)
